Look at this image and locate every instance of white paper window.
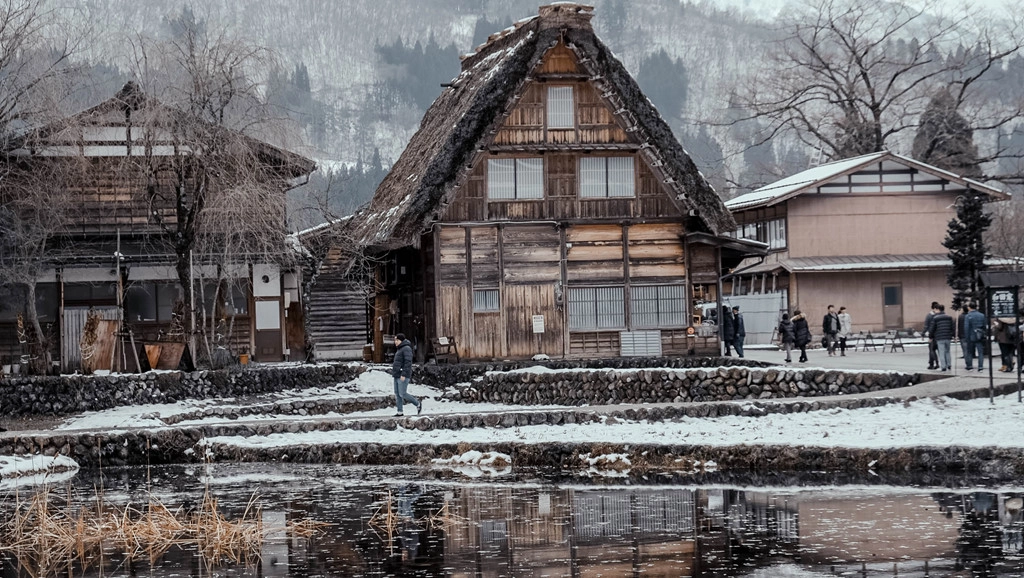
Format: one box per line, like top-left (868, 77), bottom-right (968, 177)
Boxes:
top-left (487, 158), bottom-right (544, 200)
top-left (488, 158), bottom-right (516, 200)
top-left (579, 156), bottom-right (635, 198)
top-left (473, 289), bottom-right (499, 312)
top-left (517, 158), bottom-right (543, 199)
top-left (255, 300), bottom-right (281, 330)
top-left (547, 86), bottom-right (574, 129)
top-left (631, 285), bottom-right (686, 328)
top-left (608, 157), bottom-right (635, 197)
top-left (568, 286), bottom-right (625, 331)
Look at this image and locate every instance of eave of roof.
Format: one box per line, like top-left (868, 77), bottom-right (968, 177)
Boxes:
top-left (730, 254), bottom-right (1020, 275)
top-left (726, 151), bottom-right (1008, 212)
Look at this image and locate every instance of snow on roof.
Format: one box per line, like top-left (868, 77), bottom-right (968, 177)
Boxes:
top-left (726, 152), bottom-right (887, 211)
top-left (726, 151), bottom-right (1007, 212)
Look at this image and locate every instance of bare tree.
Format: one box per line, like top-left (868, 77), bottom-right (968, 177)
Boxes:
top-left (0, 0), bottom-right (82, 144)
top-left (0, 0), bottom-right (84, 374)
top-left (730, 0), bottom-right (1024, 174)
top-left (0, 150), bottom-right (85, 374)
top-left (120, 21), bottom-right (311, 367)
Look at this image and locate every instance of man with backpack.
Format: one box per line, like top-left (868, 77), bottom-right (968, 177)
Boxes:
top-left (963, 304), bottom-right (987, 372)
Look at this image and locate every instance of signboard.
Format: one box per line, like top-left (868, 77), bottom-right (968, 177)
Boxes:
top-left (532, 315), bottom-right (545, 334)
top-left (989, 289), bottom-right (1018, 318)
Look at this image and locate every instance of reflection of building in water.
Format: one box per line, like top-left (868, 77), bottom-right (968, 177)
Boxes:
top-left (1001, 494), bottom-right (1024, 554)
top-left (439, 486), bottom-right (801, 577)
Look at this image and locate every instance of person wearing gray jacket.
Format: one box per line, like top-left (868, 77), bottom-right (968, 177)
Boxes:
top-left (391, 333), bottom-right (422, 416)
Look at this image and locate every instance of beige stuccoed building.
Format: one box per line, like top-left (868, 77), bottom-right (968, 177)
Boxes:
top-left (724, 151), bottom-right (1009, 338)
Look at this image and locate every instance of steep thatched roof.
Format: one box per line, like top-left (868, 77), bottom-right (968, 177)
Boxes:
top-left (343, 3), bottom-right (733, 256)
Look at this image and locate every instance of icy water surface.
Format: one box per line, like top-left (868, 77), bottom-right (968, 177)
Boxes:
top-left (2, 464), bottom-right (1023, 577)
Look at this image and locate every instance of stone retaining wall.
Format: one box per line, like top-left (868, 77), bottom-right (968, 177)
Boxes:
top-left (413, 357), bottom-right (770, 389)
top-left (0, 364), bottom-right (365, 417)
top-left (451, 366), bottom-right (917, 406)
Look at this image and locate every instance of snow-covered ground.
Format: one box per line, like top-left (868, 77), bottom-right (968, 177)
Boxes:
top-left (3, 366), bottom-right (1022, 483)
top-left (199, 390), bottom-right (1022, 452)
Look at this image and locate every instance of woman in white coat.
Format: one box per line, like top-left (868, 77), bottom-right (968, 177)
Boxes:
top-left (838, 306), bottom-right (852, 356)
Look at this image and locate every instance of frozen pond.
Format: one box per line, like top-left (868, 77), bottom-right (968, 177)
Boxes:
top-left (2, 464), bottom-right (1023, 577)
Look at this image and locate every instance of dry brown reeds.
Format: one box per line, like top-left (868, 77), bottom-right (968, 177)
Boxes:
top-left (0, 484), bottom-right (328, 577)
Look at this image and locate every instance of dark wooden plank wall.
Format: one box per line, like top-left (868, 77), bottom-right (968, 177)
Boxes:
top-left (62, 159), bottom-right (176, 235)
top-left (437, 222), bottom-right (689, 359)
top-left (26, 158), bottom-right (287, 238)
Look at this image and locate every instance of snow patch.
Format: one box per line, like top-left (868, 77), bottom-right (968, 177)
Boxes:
top-left (0, 454), bottom-right (80, 487)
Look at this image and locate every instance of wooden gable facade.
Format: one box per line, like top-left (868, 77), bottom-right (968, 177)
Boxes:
top-left (432, 42), bottom-right (696, 359)
top-left (0, 84), bottom-right (315, 372)
top-left (318, 3), bottom-right (746, 362)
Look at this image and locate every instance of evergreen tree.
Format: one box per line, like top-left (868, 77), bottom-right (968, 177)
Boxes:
top-left (635, 49), bottom-right (688, 125)
top-left (912, 88), bottom-right (980, 176)
top-left (683, 125), bottom-right (727, 195)
top-left (943, 193), bottom-right (991, 311)
top-left (471, 16), bottom-right (513, 49)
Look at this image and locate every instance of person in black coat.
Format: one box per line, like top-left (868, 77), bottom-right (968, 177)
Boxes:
top-left (778, 313), bottom-right (796, 363)
top-left (391, 333), bottom-right (422, 416)
top-left (721, 306), bottom-right (735, 356)
top-left (927, 304), bottom-right (955, 371)
top-left (792, 310), bottom-right (811, 363)
top-left (731, 306), bottom-right (746, 358)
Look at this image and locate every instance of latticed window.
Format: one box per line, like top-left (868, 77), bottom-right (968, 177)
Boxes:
top-left (630, 285), bottom-right (686, 328)
top-left (568, 286), bottom-right (625, 331)
top-left (488, 158), bottom-right (544, 200)
top-left (580, 156), bottom-right (635, 198)
top-left (473, 289), bottom-right (500, 312)
top-left (547, 86), bottom-right (574, 129)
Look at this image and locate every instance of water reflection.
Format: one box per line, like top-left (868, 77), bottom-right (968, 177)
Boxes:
top-left (2, 464), bottom-right (1022, 577)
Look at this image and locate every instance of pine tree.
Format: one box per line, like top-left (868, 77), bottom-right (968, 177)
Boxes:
top-left (943, 193), bottom-right (991, 311)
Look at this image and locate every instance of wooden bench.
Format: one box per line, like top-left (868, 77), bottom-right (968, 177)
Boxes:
top-left (430, 336), bottom-right (459, 364)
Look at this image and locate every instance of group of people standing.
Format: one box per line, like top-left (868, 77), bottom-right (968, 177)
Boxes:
top-left (774, 305), bottom-right (852, 363)
top-left (926, 302), bottom-right (1021, 373)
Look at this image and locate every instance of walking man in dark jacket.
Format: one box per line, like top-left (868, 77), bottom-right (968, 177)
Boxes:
top-left (391, 333), bottom-right (422, 416)
top-left (822, 305), bottom-right (840, 356)
top-left (927, 304), bottom-right (955, 371)
top-left (731, 306), bottom-right (746, 358)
